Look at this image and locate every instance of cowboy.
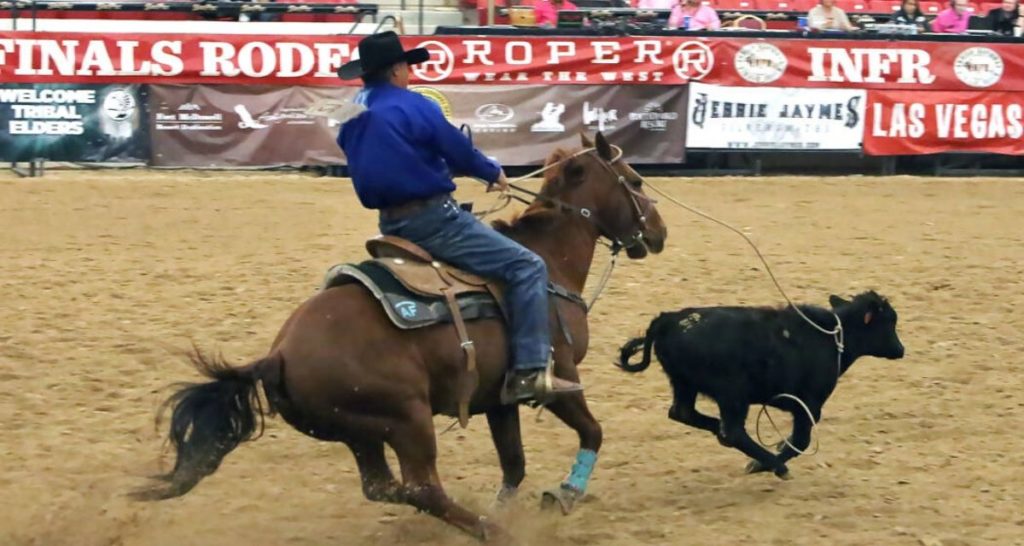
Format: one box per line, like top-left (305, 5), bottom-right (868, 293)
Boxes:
top-left (335, 32), bottom-right (582, 404)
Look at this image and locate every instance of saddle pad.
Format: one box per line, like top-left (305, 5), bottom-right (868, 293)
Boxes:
top-left (325, 261), bottom-right (503, 330)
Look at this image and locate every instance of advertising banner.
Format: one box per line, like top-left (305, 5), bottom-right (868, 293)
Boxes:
top-left (416, 84), bottom-right (686, 165)
top-left (685, 81), bottom-right (864, 150)
top-left (0, 83), bottom-right (148, 162)
top-left (148, 84), bottom-right (351, 167)
top-left (147, 84), bottom-right (686, 167)
top-left (4, 32), bottom-right (1022, 90)
top-left (864, 90), bottom-right (1024, 156)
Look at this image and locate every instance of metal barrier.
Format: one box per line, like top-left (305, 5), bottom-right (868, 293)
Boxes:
top-left (2, 0), bottom-right (379, 27)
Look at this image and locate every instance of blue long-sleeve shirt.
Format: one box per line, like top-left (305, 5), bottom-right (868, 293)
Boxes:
top-left (337, 82), bottom-right (501, 210)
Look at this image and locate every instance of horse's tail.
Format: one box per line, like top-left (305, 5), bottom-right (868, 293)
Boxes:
top-left (133, 349), bottom-right (283, 501)
top-left (616, 313), bottom-right (674, 373)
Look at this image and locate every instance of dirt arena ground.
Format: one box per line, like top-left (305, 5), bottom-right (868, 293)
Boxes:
top-left (1, 170), bottom-right (1022, 546)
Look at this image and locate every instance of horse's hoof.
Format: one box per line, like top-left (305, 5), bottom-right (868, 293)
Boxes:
top-left (479, 517), bottom-right (512, 545)
top-left (745, 459), bottom-right (769, 474)
top-left (540, 485), bottom-right (582, 515)
top-left (776, 469), bottom-right (793, 481)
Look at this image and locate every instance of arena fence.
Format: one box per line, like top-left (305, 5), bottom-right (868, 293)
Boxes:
top-left (2, 30), bottom-right (1023, 174)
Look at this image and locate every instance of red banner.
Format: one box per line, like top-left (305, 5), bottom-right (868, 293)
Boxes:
top-left (3, 32), bottom-right (1024, 90)
top-left (864, 90), bottom-right (1024, 155)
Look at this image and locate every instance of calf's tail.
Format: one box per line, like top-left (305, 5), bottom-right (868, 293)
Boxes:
top-left (616, 313), bottom-right (675, 373)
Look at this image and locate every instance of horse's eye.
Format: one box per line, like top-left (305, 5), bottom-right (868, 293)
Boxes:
top-left (630, 179), bottom-right (643, 189)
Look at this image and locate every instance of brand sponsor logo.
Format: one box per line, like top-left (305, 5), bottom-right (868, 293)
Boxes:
top-left (471, 103), bottom-right (516, 133)
top-left (530, 102), bottom-right (566, 133)
top-left (583, 101), bottom-right (617, 132)
top-left (734, 43), bottom-right (787, 84)
top-left (412, 40), bottom-right (455, 82)
top-left (953, 47), bottom-right (1004, 88)
top-left (629, 102), bottom-right (678, 132)
top-left (672, 41), bottom-right (714, 81)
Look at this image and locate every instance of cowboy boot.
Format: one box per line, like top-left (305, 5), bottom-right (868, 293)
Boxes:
top-left (500, 363), bottom-right (582, 406)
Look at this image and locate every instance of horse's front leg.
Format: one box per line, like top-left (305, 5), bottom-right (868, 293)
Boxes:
top-left (538, 362), bottom-right (602, 515)
top-left (486, 404), bottom-right (525, 504)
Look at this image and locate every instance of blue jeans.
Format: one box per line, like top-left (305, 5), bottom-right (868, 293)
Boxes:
top-left (379, 197), bottom-right (550, 371)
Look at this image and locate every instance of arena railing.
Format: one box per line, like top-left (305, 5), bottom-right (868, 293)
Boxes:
top-left (1, 1), bottom-right (380, 30)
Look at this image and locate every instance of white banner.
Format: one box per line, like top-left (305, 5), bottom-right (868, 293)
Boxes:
top-left (685, 82), bottom-right (866, 150)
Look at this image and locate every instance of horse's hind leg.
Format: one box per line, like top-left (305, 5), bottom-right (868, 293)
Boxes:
top-left (668, 382), bottom-right (719, 435)
top-left (350, 440), bottom-right (405, 504)
top-left (388, 409), bottom-right (507, 543)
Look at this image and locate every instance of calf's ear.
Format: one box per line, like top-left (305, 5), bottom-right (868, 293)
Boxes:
top-left (829, 294), bottom-right (850, 309)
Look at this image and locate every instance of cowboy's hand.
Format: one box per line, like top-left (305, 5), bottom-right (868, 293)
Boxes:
top-left (488, 171), bottom-right (509, 193)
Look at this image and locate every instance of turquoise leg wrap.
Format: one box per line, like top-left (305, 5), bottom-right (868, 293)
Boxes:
top-left (563, 449), bottom-right (598, 492)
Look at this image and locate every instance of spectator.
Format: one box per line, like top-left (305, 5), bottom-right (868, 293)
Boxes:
top-left (807, 0), bottom-right (858, 31)
top-left (931, 0), bottom-right (971, 32)
top-left (668, 0), bottom-right (721, 29)
top-left (637, 0), bottom-right (677, 8)
top-left (534, 0), bottom-right (578, 27)
top-left (984, 0), bottom-right (1021, 35)
top-left (893, 0), bottom-right (928, 31)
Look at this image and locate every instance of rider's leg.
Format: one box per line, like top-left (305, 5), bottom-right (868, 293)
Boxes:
top-left (378, 197), bottom-right (581, 401)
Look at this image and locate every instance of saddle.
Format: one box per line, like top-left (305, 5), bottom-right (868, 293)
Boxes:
top-left (324, 235), bottom-right (507, 429)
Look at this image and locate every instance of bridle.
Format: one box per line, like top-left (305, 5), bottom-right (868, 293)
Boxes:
top-left (502, 144), bottom-right (656, 255)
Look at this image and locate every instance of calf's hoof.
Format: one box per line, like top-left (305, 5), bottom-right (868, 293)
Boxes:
top-left (540, 485), bottom-right (583, 515)
top-left (745, 459), bottom-right (770, 474)
top-left (493, 484), bottom-right (518, 508)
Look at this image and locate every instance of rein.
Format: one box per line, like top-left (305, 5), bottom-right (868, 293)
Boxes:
top-left (477, 145), bottom-right (655, 311)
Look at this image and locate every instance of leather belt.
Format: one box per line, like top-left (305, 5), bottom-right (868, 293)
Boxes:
top-left (379, 193), bottom-right (452, 222)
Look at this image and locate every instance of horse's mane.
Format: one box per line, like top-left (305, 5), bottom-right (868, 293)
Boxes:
top-left (491, 147), bottom-right (582, 237)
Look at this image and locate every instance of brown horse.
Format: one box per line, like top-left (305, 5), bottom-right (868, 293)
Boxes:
top-left (138, 132), bottom-right (667, 542)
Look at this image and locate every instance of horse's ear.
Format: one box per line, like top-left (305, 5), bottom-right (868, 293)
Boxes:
top-left (580, 132), bottom-right (594, 149)
top-left (595, 131), bottom-right (613, 161)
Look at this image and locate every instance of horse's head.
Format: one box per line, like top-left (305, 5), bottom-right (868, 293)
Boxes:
top-left (540, 132), bottom-right (667, 259)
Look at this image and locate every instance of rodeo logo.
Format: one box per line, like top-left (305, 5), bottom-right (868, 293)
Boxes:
top-left (410, 86), bottom-right (453, 121)
top-left (953, 47), bottom-right (1004, 88)
top-left (629, 102), bottom-right (679, 132)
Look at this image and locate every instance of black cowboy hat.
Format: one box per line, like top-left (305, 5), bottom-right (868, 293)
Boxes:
top-left (337, 31), bottom-right (429, 80)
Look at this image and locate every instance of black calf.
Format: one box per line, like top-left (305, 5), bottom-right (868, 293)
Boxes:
top-left (618, 291), bottom-right (905, 478)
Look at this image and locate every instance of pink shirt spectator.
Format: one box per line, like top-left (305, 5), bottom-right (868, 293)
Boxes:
top-left (668, 3), bottom-right (721, 29)
top-left (637, 0), bottom-right (677, 9)
top-left (533, 0), bottom-right (578, 27)
top-left (931, 7), bottom-right (970, 32)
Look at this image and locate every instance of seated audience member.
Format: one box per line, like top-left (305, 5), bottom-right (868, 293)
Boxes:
top-left (807, 0), bottom-right (859, 31)
top-left (893, 0), bottom-right (928, 31)
top-left (637, 0), bottom-right (676, 8)
top-left (534, 0), bottom-right (578, 27)
top-left (668, 0), bottom-right (721, 29)
top-left (931, 0), bottom-right (970, 32)
top-left (984, 0), bottom-right (1022, 34)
